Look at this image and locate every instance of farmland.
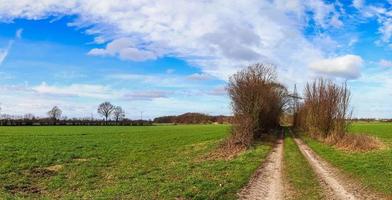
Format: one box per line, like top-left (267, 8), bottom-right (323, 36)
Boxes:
top-left (303, 122), bottom-right (392, 195)
top-left (0, 125), bottom-right (271, 199)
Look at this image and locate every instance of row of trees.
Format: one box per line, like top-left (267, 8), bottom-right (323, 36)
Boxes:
top-left (153, 112), bottom-right (233, 124)
top-left (0, 101), bottom-right (151, 126)
top-left (46, 102), bottom-right (125, 123)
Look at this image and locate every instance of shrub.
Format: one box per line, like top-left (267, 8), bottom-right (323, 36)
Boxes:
top-left (296, 78), bottom-right (351, 142)
top-left (227, 63), bottom-right (288, 148)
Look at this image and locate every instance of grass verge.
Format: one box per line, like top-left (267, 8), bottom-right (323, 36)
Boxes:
top-left (283, 128), bottom-right (324, 200)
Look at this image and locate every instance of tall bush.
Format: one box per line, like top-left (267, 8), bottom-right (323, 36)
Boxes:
top-left (227, 63), bottom-right (288, 147)
top-left (297, 79), bottom-right (351, 141)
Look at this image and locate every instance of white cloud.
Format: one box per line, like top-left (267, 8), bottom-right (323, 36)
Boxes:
top-left (0, 82), bottom-right (230, 118)
top-left (0, 41), bottom-right (13, 65)
top-left (379, 59), bottom-right (392, 67)
top-left (310, 54), bottom-right (363, 79)
top-left (0, 29), bottom-right (24, 65)
top-left (207, 86), bottom-right (227, 96)
top-left (0, 0), bottom-right (345, 81)
top-left (352, 0), bottom-right (364, 9)
top-left (350, 68), bottom-right (392, 118)
top-left (15, 28), bottom-right (23, 39)
top-left (0, 48), bottom-right (8, 65)
top-left (186, 73), bottom-right (214, 81)
top-left (88, 38), bottom-right (158, 61)
top-left (32, 82), bottom-right (114, 99)
top-left (122, 90), bottom-right (171, 101)
top-left (165, 69), bottom-right (175, 74)
top-left (379, 18), bottom-right (392, 43)
top-left (107, 73), bottom-right (220, 88)
top-left (355, 4), bottom-right (392, 45)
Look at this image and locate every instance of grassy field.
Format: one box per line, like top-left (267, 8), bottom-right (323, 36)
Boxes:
top-left (283, 128), bottom-right (324, 200)
top-left (303, 122), bottom-right (392, 196)
top-left (0, 125), bottom-right (271, 199)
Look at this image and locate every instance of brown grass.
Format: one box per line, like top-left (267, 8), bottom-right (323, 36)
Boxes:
top-left (207, 140), bottom-right (248, 160)
top-left (327, 134), bottom-right (384, 152)
top-left (45, 164), bottom-right (63, 172)
top-left (208, 131), bottom-right (278, 160)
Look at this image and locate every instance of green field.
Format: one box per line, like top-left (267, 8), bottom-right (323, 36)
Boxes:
top-left (303, 122), bottom-right (392, 196)
top-left (0, 125), bottom-right (271, 199)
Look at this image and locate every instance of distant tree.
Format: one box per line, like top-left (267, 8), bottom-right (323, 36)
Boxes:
top-left (47, 106), bottom-right (62, 121)
top-left (97, 102), bottom-right (115, 124)
top-left (113, 106), bottom-right (125, 123)
top-left (24, 113), bottom-right (35, 120)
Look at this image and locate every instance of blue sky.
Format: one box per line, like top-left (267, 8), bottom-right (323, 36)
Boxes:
top-left (0, 0), bottom-right (391, 119)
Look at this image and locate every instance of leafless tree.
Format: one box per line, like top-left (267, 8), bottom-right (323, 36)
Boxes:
top-left (98, 101), bottom-right (115, 124)
top-left (227, 63), bottom-right (288, 148)
top-left (47, 106), bottom-right (62, 121)
top-left (296, 78), bottom-right (351, 141)
top-left (24, 113), bottom-right (35, 120)
top-left (113, 106), bottom-right (125, 123)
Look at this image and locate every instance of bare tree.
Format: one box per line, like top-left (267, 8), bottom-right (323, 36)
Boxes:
top-left (113, 106), bottom-right (125, 123)
top-left (24, 113), bottom-right (35, 120)
top-left (47, 106), bottom-right (62, 121)
top-left (297, 78), bottom-right (351, 141)
top-left (227, 63), bottom-right (288, 148)
top-left (97, 102), bottom-right (115, 124)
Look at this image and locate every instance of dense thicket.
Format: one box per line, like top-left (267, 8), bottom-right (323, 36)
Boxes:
top-left (227, 63), bottom-right (288, 147)
top-left (295, 79), bottom-right (351, 141)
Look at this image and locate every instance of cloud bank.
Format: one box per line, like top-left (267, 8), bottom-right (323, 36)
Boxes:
top-left (0, 0), bottom-right (355, 80)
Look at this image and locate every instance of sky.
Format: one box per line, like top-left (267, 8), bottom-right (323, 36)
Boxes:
top-left (0, 0), bottom-right (391, 119)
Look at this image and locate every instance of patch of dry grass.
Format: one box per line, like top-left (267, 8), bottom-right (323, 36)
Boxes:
top-left (45, 164), bottom-right (64, 172)
top-left (327, 134), bottom-right (385, 152)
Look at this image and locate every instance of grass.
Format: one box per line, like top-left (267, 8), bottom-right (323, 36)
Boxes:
top-left (283, 128), bottom-right (324, 200)
top-left (303, 122), bottom-right (392, 196)
top-left (0, 125), bottom-right (271, 199)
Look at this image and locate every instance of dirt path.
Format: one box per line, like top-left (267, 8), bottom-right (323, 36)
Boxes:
top-left (293, 137), bottom-right (384, 200)
top-left (239, 136), bottom-right (284, 200)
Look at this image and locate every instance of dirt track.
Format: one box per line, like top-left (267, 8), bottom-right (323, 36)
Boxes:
top-left (238, 137), bottom-right (284, 200)
top-left (238, 133), bottom-right (384, 200)
top-left (293, 137), bottom-right (384, 200)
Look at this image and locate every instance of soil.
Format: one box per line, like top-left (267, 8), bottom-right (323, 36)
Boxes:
top-left (238, 137), bottom-right (284, 200)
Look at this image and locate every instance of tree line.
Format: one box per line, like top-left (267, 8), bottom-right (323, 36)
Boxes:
top-left (153, 112), bottom-right (233, 124)
top-left (0, 101), bottom-right (152, 126)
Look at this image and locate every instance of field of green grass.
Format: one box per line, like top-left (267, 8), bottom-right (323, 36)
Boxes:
top-left (0, 125), bottom-right (271, 199)
top-left (303, 122), bottom-right (392, 196)
top-left (283, 128), bottom-right (324, 200)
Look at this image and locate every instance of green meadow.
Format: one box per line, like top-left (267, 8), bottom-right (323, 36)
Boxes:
top-left (0, 125), bottom-right (271, 199)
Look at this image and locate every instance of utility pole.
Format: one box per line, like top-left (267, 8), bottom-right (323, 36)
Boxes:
top-left (140, 111), bottom-right (143, 121)
top-left (287, 84), bottom-right (302, 127)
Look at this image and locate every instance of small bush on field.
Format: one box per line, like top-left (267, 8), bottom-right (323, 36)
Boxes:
top-left (225, 63), bottom-right (287, 150)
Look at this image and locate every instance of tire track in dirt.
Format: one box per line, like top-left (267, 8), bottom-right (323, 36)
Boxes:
top-left (239, 135), bottom-right (284, 200)
top-left (293, 137), bottom-right (385, 200)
